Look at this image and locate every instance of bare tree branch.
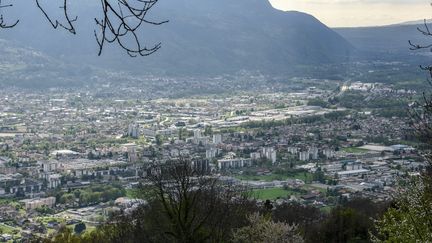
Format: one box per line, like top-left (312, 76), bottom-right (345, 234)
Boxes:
top-left (141, 157), bottom-right (253, 242)
top-left (35, 0), bottom-right (77, 34)
top-left (94, 0), bottom-right (168, 57)
top-left (0, 0), bottom-right (18, 29)
top-left (0, 0), bottom-right (167, 56)
top-left (409, 20), bottom-right (432, 51)
top-left (408, 19), bottom-right (432, 144)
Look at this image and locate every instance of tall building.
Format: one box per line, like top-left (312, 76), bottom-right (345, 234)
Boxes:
top-left (323, 148), bottom-right (335, 159)
top-left (309, 147), bottom-right (319, 160)
top-left (206, 147), bottom-right (218, 159)
top-left (213, 134), bottom-right (222, 144)
top-left (216, 158), bottom-right (252, 170)
top-left (299, 151), bottom-right (309, 161)
top-left (288, 147), bottom-right (298, 155)
top-left (191, 159), bottom-right (211, 174)
top-left (128, 124), bottom-right (140, 138)
top-left (47, 174), bottom-right (62, 189)
top-left (262, 147), bottom-right (277, 164)
top-left (41, 161), bottom-right (58, 173)
top-left (250, 152), bottom-right (261, 160)
top-left (194, 129), bottom-right (202, 139)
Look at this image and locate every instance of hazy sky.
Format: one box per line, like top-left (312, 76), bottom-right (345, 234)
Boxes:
top-left (269, 0), bottom-right (432, 27)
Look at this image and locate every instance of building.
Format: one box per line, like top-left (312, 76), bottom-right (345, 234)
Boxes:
top-left (191, 159), bottom-right (211, 174)
top-left (194, 129), bottom-right (202, 139)
top-left (250, 152), bottom-right (261, 161)
top-left (206, 147), bottom-right (218, 159)
top-left (299, 147), bottom-right (318, 161)
top-left (20, 197), bottom-right (56, 210)
top-left (40, 161), bottom-right (59, 173)
top-left (213, 134), bottom-right (223, 144)
top-left (323, 148), bottom-right (335, 159)
top-left (337, 169), bottom-right (370, 178)
top-left (262, 147), bottom-right (277, 164)
top-left (47, 174), bottom-right (62, 189)
top-left (142, 128), bottom-right (156, 137)
top-left (346, 160), bottom-right (363, 171)
top-left (128, 124), bottom-right (140, 138)
top-left (299, 151), bottom-right (309, 161)
top-left (51, 150), bottom-right (79, 159)
top-left (390, 144), bottom-right (415, 153)
top-left (287, 147), bottom-right (298, 155)
top-left (216, 158), bottom-right (252, 170)
top-left (308, 147), bottom-right (319, 160)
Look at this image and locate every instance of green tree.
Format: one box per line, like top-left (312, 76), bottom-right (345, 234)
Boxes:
top-left (74, 223), bottom-right (87, 234)
top-left (232, 213), bottom-right (304, 243)
top-left (155, 134), bottom-right (163, 146)
top-left (43, 226), bottom-right (81, 243)
top-left (373, 177), bottom-right (432, 242)
top-left (204, 126), bottom-right (213, 136)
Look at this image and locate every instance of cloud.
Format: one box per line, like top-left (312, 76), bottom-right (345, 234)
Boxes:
top-left (269, 0), bottom-right (432, 27)
top-left (301, 0), bottom-right (425, 3)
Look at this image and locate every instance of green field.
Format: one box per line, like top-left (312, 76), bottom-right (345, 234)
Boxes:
top-left (236, 172), bottom-right (313, 182)
top-left (320, 206), bottom-right (333, 213)
top-left (126, 189), bottom-right (139, 198)
top-left (251, 183), bottom-right (329, 200)
top-left (341, 147), bottom-right (368, 154)
top-left (252, 188), bottom-right (295, 200)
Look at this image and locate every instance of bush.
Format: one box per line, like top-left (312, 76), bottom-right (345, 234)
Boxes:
top-left (74, 222), bottom-right (86, 234)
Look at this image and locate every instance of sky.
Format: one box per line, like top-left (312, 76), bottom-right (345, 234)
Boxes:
top-left (269, 0), bottom-right (432, 27)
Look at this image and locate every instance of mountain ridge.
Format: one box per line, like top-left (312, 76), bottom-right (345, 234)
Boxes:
top-left (0, 0), bottom-right (353, 76)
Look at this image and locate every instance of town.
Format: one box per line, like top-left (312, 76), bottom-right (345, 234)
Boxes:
top-left (0, 78), bottom-right (424, 241)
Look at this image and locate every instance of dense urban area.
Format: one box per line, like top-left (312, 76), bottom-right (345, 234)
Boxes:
top-left (0, 76), bottom-right (424, 241)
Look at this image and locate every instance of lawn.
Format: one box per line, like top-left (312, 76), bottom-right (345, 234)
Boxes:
top-left (341, 147), bottom-right (368, 154)
top-left (0, 223), bottom-right (21, 239)
top-left (252, 188), bottom-right (299, 200)
top-left (37, 216), bottom-right (64, 224)
top-left (320, 206), bottom-right (333, 214)
top-left (236, 172), bottom-right (313, 182)
top-left (126, 188), bottom-right (139, 198)
top-left (0, 223), bottom-right (19, 234)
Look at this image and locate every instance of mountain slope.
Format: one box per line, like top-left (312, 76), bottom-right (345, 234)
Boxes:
top-left (0, 0), bottom-right (353, 76)
top-left (335, 23), bottom-right (431, 58)
top-left (0, 39), bottom-right (99, 89)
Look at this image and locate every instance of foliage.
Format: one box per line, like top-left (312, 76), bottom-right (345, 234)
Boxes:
top-left (307, 98), bottom-right (330, 108)
top-left (372, 108), bottom-right (408, 118)
top-left (312, 168), bottom-right (326, 183)
top-left (35, 205), bottom-right (55, 215)
top-left (41, 226), bottom-right (81, 243)
top-left (337, 91), bottom-right (408, 110)
top-left (55, 184), bottom-right (126, 206)
top-left (373, 35), bottom-right (432, 241)
top-left (298, 197), bottom-right (388, 243)
top-left (272, 202), bottom-right (323, 239)
top-left (74, 223), bottom-right (86, 235)
top-left (373, 177), bottom-right (432, 242)
top-left (232, 213), bottom-right (304, 243)
top-left (241, 109), bottom-right (351, 131)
